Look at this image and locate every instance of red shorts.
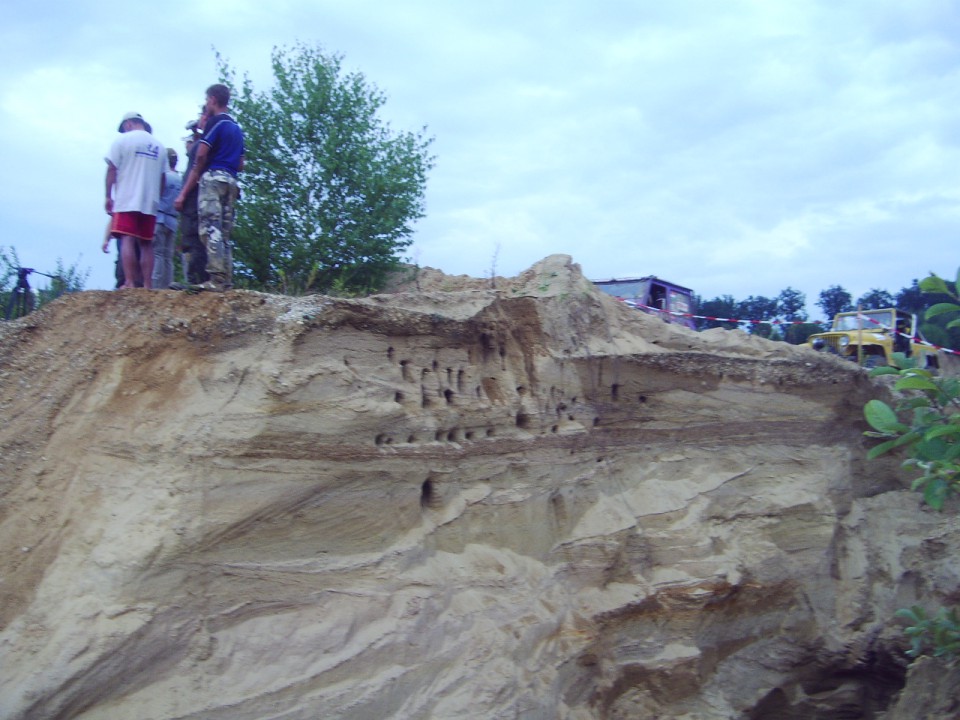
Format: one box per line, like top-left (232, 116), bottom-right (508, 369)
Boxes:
top-left (111, 212), bottom-right (156, 241)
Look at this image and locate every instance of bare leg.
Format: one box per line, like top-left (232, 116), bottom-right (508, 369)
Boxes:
top-left (139, 239), bottom-right (155, 290)
top-left (119, 236), bottom-right (139, 289)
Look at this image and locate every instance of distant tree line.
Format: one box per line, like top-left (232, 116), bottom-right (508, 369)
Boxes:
top-left (693, 274), bottom-right (960, 349)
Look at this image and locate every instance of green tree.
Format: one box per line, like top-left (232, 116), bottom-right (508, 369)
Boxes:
top-left (695, 295), bottom-right (740, 331)
top-left (218, 43), bottom-right (435, 294)
top-left (737, 295), bottom-right (779, 338)
top-left (776, 287), bottom-right (808, 322)
top-left (37, 258), bottom-right (88, 305)
top-left (895, 280), bottom-right (927, 314)
top-left (817, 285), bottom-right (853, 322)
top-left (777, 287), bottom-right (815, 344)
top-left (856, 288), bottom-right (895, 310)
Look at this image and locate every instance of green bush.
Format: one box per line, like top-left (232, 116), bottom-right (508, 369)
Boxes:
top-left (863, 267), bottom-right (960, 661)
top-left (895, 606), bottom-right (960, 659)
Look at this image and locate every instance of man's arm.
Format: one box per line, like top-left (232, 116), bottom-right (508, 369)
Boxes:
top-left (174, 144), bottom-right (209, 211)
top-left (105, 162), bottom-right (117, 214)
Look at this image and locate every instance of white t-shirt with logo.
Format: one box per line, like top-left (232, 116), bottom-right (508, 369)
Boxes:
top-left (107, 130), bottom-right (165, 215)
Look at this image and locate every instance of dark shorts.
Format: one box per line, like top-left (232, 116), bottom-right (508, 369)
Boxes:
top-left (112, 212), bottom-right (156, 241)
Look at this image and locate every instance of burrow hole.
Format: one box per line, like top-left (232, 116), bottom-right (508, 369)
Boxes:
top-left (551, 491), bottom-right (568, 522)
top-left (421, 479), bottom-right (441, 509)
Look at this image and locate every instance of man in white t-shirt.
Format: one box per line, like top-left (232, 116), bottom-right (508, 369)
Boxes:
top-left (105, 112), bottom-right (165, 289)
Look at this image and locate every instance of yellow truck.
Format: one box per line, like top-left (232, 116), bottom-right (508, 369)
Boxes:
top-left (807, 307), bottom-right (939, 369)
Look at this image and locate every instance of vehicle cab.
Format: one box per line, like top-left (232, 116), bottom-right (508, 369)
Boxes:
top-left (593, 276), bottom-right (696, 330)
top-left (807, 307), bottom-right (938, 369)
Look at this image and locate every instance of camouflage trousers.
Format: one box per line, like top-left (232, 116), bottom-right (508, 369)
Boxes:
top-left (198, 170), bottom-right (239, 286)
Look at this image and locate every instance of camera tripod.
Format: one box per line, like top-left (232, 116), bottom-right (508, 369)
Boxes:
top-left (4, 267), bottom-right (60, 321)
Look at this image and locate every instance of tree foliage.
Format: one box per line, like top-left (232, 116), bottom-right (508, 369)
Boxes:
top-left (893, 278), bottom-right (960, 350)
top-left (694, 286), bottom-right (820, 343)
top-left (776, 287), bottom-right (808, 323)
top-left (739, 295), bottom-right (780, 338)
top-left (863, 267), bottom-right (960, 660)
top-left (818, 285), bottom-right (854, 320)
top-left (694, 295), bottom-right (740, 331)
top-left (856, 288), bottom-right (895, 310)
top-left (218, 44), bottom-right (435, 294)
top-left (895, 280), bottom-right (927, 315)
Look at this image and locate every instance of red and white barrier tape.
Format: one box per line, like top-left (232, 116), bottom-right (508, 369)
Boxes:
top-left (622, 301), bottom-right (960, 356)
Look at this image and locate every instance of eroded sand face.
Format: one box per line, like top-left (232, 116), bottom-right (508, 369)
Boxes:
top-left (1, 255), bottom-right (957, 719)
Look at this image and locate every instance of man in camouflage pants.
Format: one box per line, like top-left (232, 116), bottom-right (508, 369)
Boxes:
top-left (175, 84), bottom-right (245, 291)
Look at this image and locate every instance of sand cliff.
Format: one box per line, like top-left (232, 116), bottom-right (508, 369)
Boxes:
top-left (0, 255), bottom-right (957, 719)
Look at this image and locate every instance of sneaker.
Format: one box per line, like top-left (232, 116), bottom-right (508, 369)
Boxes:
top-left (196, 281), bottom-right (227, 292)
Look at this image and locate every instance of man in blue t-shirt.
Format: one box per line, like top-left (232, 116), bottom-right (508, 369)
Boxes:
top-left (175, 83), bottom-right (245, 291)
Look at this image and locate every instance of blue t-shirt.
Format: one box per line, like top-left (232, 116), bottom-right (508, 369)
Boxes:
top-left (201, 113), bottom-right (245, 177)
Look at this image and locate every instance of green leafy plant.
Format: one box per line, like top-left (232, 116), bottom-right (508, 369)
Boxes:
top-left (863, 267), bottom-right (960, 661)
top-left (895, 605), bottom-right (960, 659)
top-left (921, 270), bottom-right (960, 334)
top-left (863, 361), bottom-right (960, 510)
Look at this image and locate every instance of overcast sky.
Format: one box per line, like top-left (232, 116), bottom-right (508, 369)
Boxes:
top-left (2, 0), bottom-right (958, 319)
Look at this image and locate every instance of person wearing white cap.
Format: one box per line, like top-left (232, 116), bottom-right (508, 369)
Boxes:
top-left (104, 112), bottom-right (165, 289)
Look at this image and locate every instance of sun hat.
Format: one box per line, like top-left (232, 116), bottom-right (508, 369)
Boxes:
top-left (118, 112), bottom-right (146, 132)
